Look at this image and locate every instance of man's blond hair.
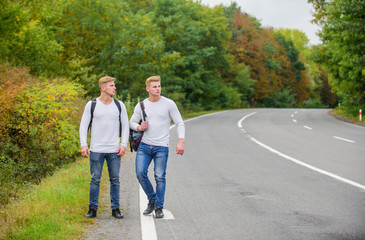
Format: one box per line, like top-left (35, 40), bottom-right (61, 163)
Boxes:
top-left (145, 76), bottom-right (161, 87)
top-left (99, 76), bottom-right (115, 87)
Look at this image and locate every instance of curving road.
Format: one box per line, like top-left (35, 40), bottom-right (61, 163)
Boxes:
top-left (93, 109), bottom-right (365, 240)
top-left (161, 109), bottom-right (365, 240)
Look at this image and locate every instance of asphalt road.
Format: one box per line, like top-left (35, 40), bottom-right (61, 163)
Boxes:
top-left (85, 109), bottom-right (365, 240)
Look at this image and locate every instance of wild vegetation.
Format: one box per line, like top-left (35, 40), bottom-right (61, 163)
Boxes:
top-left (0, 0), bottom-right (363, 215)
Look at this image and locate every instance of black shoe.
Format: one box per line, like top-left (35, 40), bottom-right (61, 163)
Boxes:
top-left (155, 207), bottom-right (164, 219)
top-left (86, 207), bottom-right (97, 218)
top-left (112, 208), bottom-right (124, 219)
top-left (143, 201), bottom-right (155, 215)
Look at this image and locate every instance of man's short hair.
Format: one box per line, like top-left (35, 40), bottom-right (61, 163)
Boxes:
top-left (145, 76), bottom-right (161, 87)
top-left (99, 76), bottom-right (115, 87)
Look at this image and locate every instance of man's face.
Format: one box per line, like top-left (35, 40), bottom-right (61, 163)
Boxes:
top-left (102, 81), bottom-right (116, 96)
top-left (147, 81), bottom-right (161, 97)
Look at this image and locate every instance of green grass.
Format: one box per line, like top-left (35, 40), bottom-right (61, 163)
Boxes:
top-left (332, 107), bottom-right (364, 124)
top-left (182, 109), bottom-right (226, 119)
top-left (0, 157), bottom-right (109, 240)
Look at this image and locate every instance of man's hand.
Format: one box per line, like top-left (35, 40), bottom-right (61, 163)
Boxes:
top-left (81, 146), bottom-right (90, 158)
top-left (117, 146), bottom-right (126, 157)
top-left (137, 121), bottom-right (149, 131)
top-left (176, 138), bottom-right (184, 155)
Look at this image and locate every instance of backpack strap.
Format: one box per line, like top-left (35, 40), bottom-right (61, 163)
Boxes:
top-left (88, 98), bottom-right (122, 138)
top-left (88, 98), bottom-right (97, 132)
top-left (140, 101), bottom-right (147, 121)
top-left (113, 98), bottom-right (122, 137)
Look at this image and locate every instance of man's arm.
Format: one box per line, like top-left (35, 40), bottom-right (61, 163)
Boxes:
top-left (129, 102), bottom-right (147, 131)
top-left (169, 100), bottom-right (185, 155)
top-left (119, 101), bottom-right (130, 149)
top-left (79, 101), bottom-right (92, 155)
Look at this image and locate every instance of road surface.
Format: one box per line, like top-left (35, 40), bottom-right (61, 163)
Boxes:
top-left (85, 109), bottom-right (365, 240)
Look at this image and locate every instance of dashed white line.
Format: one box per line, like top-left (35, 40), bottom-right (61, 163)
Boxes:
top-left (292, 119), bottom-right (297, 123)
top-left (333, 136), bottom-right (355, 143)
top-left (303, 126), bottom-right (312, 130)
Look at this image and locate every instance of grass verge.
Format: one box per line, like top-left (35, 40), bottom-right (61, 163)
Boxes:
top-left (0, 157), bottom-right (109, 240)
top-left (182, 110), bottom-right (226, 119)
top-left (331, 108), bottom-right (364, 126)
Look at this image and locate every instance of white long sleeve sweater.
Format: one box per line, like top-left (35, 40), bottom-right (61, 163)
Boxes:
top-left (79, 98), bottom-right (129, 153)
top-left (129, 96), bottom-right (185, 147)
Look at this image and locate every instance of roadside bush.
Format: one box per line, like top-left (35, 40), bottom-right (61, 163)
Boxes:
top-left (0, 64), bottom-right (85, 206)
top-left (303, 98), bottom-right (328, 108)
top-left (263, 88), bottom-right (296, 108)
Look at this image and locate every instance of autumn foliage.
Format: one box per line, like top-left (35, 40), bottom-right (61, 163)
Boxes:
top-left (0, 63), bottom-right (84, 206)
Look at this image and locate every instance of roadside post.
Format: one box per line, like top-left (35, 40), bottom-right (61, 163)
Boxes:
top-left (360, 109), bottom-right (362, 121)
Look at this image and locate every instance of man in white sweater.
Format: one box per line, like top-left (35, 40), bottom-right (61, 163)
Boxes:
top-left (79, 76), bottom-right (129, 219)
top-left (129, 76), bottom-right (185, 219)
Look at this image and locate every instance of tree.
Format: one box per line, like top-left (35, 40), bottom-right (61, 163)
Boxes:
top-left (228, 5), bottom-right (310, 106)
top-left (59, 0), bottom-right (168, 97)
top-left (149, 0), bottom-right (247, 110)
top-left (308, 0), bottom-right (365, 110)
top-left (0, 0), bottom-right (65, 76)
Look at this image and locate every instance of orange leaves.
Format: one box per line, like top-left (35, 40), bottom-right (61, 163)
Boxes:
top-left (0, 63), bottom-right (29, 140)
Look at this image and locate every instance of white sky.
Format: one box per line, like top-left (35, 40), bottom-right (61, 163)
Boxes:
top-left (199, 0), bottom-right (321, 45)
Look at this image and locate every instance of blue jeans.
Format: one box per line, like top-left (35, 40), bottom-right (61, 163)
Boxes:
top-left (89, 152), bottom-right (121, 210)
top-left (136, 142), bottom-right (169, 209)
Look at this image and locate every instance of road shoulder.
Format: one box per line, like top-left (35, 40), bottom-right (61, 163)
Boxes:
top-left (83, 152), bottom-right (141, 240)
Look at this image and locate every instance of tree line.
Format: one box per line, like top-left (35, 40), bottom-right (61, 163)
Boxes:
top-left (1, 0), bottom-right (363, 206)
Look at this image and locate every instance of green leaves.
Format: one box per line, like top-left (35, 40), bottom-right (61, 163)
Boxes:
top-left (309, 0), bottom-right (365, 108)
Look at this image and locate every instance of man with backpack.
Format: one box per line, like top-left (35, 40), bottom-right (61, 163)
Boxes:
top-left (129, 75), bottom-right (185, 219)
top-left (79, 76), bottom-right (129, 219)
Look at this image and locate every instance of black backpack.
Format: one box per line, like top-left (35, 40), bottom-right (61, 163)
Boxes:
top-left (88, 98), bottom-right (122, 137)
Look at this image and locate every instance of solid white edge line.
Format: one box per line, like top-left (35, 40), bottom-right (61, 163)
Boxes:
top-left (333, 136), bottom-right (355, 143)
top-left (238, 112), bottom-right (257, 128)
top-left (140, 186), bottom-right (157, 240)
top-left (239, 113), bottom-right (365, 191)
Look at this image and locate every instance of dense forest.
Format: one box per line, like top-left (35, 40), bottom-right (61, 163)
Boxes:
top-left (0, 0), bottom-right (363, 206)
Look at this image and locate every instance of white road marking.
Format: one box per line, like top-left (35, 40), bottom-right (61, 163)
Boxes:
top-left (139, 187), bottom-right (157, 240)
top-left (159, 209), bottom-right (175, 220)
top-left (303, 126), bottom-right (312, 130)
top-left (333, 136), bottom-right (355, 143)
top-left (239, 113), bottom-right (365, 191)
top-left (238, 112), bottom-right (257, 128)
top-left (293, 119), bottom-right (297, 123)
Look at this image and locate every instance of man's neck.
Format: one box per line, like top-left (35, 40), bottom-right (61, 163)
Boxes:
top-left (98, 93), bottom-right (113, 105)
top-left (148, 95), bottom-right (161, 102)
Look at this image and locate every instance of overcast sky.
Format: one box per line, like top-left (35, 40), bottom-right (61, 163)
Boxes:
top-left (199, 0), bottom-right (321, 45)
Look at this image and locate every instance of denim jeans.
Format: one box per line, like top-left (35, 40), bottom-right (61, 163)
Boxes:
top-left (89, 152), bottom-right (121, 210)
top-left (136, 142), bottom-right (169, 209)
